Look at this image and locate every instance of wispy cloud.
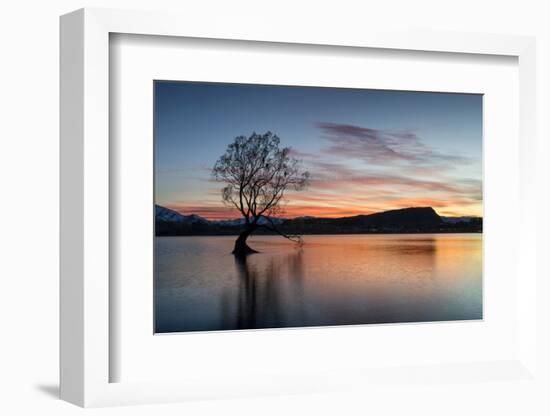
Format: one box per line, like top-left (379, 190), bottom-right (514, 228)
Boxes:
top-left (305, 161), bottom-right (481, 198)
top-left (164, 123), bottom-right (482, 220)
top-left (316, 122), bottom-right (471, 166)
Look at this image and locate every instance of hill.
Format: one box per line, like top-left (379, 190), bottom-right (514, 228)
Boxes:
top-left (155, 205), bottom-right (482, 236)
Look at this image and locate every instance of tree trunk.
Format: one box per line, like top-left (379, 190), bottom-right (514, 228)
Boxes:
top-left (232, 226), bottom-right (258, 257)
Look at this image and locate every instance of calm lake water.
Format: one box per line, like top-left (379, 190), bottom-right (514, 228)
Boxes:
top-left (155, 234), bottom-right (482, 333)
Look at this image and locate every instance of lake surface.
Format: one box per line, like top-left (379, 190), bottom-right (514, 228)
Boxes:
top-left (155, 234), bottom-right (482, 333)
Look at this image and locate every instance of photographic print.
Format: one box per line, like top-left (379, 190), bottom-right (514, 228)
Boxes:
top-left (154, 81), bottom-right (482, 333)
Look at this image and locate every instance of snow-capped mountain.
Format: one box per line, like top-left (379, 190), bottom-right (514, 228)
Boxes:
top-left (155, 205), bottom-right (482, 236)
top-left (155, 205), bottom-right (284, 226)
top-left (210, 218), bottom-right (245, 227)
top-left (155, 205), bottom-right (209, 224)
top-left (156, 204), bottom-right (480, 230)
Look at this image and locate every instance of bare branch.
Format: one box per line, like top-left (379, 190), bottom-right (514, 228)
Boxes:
top-left (212, 132), bottom-right (310, 246)
top-left (258, 217), bottom-right (304, 246)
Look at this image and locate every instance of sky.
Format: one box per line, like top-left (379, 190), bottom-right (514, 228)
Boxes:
top-left (155, 81), bottom-right (482, 219)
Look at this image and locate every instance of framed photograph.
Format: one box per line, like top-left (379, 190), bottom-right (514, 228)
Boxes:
top-left (60, 8), bottom-right (538, 407)
top-left (153, 81), bottom-right (483, 334)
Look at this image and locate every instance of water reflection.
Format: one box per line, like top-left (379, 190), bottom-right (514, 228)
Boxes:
top-left (154, 234), bottom-right (482, 333)
top-left (227, 251), bottom-right (306, 329)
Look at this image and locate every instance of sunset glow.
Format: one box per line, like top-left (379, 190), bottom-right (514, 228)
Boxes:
top-left (155, 82), bottom-right (482, 220)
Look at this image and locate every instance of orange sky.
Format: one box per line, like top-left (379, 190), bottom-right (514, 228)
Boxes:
top-left (155, 83), bottom-right (482, 220)
top-left (162, 152), bottom-right (483, 220)
top-left (166, 193), bottom-right (482, 220)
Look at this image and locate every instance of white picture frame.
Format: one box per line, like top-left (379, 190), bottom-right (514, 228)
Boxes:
top-left (60, 7), bottom-right (538, 407)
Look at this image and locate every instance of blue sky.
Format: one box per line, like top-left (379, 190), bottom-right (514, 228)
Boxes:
top-left (155, 81), bottom-right (482, 219)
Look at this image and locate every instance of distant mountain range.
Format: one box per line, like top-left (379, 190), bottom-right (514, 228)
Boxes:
top-left (155, 205), bottom-right (208, 224)
top-left (155, 205), bottom-right (482, 236)
top-left (155, 205), bottom-right (284, 227)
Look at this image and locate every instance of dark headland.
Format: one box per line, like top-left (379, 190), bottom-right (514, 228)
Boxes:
top-left (155, 206), bottom-right (482, 236)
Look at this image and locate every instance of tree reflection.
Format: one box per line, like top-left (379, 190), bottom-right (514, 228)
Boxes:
top-left (225, 250), bottom-right (305, 329)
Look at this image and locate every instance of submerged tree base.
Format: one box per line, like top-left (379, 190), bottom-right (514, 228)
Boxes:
top-left (232, 242), bottom-right (258, 257)
top-left (232, 227), bottom-right (259, 257)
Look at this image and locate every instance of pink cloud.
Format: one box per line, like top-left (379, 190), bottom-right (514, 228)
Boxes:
top-left (317, 122), bottom-right (471, 166)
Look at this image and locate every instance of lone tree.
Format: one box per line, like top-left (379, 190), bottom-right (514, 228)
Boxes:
top-left (212, 132), bottom-right (310, 257)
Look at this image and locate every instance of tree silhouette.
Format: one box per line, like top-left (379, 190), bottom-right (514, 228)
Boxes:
top-left (212, 132), bottom-right (310, 256)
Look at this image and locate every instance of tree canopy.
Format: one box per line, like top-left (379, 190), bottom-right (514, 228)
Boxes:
top-left (212, 132), bottom-right (310, 255)
top-left (213, 132), bottom-right (309, 224)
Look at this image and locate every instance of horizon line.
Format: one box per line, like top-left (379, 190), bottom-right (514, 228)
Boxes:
top-left (157, 204), bottom-right (482, 221)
